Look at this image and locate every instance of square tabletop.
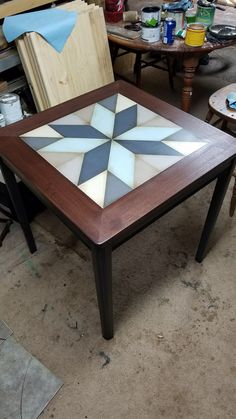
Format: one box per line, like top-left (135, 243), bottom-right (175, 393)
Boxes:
top-left (1, 81), bottom-right (236, 247)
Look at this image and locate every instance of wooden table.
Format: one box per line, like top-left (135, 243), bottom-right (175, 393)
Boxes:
top-left (108, 6), bottom-right (236, 112)
top-left (0, 81), bottom-right (236, 339)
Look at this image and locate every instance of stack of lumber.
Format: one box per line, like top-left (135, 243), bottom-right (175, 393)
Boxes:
top-left (16, 0), bottom-right (114, 111)
top-left (86, 0), bottom-right (105, 7)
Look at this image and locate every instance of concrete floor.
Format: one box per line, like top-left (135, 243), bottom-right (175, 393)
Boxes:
top-left (0, 44), bottom-right (236, 419)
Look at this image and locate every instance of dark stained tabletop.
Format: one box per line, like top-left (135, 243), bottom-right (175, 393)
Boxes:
top-left (0, 81), bottom-right (236, 246)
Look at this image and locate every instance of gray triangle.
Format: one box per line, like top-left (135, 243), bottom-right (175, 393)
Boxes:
top-left (104, 172), bottom-right (132, 207)
top-left (99, 95), bottom-right (118, 113)
top-left (22, 137), bottom-right (61, 151)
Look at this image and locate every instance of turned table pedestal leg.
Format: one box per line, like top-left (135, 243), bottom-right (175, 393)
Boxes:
top-left (182, 55), bottom-right (200, 113)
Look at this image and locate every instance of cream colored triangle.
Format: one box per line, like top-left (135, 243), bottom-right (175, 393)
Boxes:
top-left (38, 151), bottom-right (83, 168)
top-left (74, 104), bottom-right (95, 124)
top-left (21, 125), bottom-right (62, 138)
top-left (134, 156), bottom-right (159, 188)
top-left (137, 105), bottom-right (159, 125)
top-left (52, 113), bottom-right (88, 126)
top-left (57, 155), bottom-right (84, 185)
top-left (162, 141), bottom-right (207, 156)
top-left (140, 155), bottom-right (183, 171)
top-left (116, 94), bottom-right (137, 113)
top-left (79, 170), bottom-right (107, 208)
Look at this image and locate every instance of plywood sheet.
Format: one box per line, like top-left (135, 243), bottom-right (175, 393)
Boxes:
top-left (26, 1), bottom-right (114, 107)
top-left (16, 0), bottom-right (113, 110)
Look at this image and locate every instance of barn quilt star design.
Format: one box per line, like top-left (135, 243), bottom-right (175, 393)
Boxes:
top-left (21, 93), bottom-right (207, 207)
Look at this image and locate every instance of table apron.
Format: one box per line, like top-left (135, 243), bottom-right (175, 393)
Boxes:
top-left (1, 155), bottom-right (235, 251)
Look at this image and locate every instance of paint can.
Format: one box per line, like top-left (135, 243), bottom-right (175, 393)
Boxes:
top-left (0, 93), bottom-right (23, 125)
top-left (141, 6), bottom-right (161, 42)
top-left (141, 6), bottom-right (161, 26)
top-left (185, 23), bottom-right (206, 47)
top-left (196, 5), bottom-right (215, 28)
top-left (167, 10), bottom-right (184, 34)
top-left (141, 25), bottom-right (161, 42)
top-left (0, 113), bottom-right (5, 127)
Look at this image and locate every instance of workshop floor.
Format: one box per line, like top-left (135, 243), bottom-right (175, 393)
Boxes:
top-left (0, 45), bottom-right (236, 418)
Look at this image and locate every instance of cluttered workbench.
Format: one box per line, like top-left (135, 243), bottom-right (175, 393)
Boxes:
top-left (108, 3), bottom-right (236, 112)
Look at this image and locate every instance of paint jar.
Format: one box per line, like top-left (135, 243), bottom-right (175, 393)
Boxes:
top-left (141, 25), bottom-right (161, 42)
top-left (185, 23), bottom-right (206, 47)
top-left (167, 10), bottom-right (184, 34)
top-left (0, 113), bottom-right (5, 127)
top-left (185, 9), bottom-right (196, 24)
top-left (196, 5), bottom-right (215, 28)
top-left (0, 93), bottom-right (23, 125)
top-left (141, 6), bottom-right (161, 42)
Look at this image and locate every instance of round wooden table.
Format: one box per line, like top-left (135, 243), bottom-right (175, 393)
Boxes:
top-left (108, 6), bottom-right (236, 112)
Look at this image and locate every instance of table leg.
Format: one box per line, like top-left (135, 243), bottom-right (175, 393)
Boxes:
top-left (229, 173), bottom-right (236, 217)
top-left (134, 52), bottom-right (142, 88)
top-left (92, 245), bottom-right (113, 339)
top-left (182, 55), bottom-right (200, 113)
top-left (0, 159), bottom-right (37, 254)
top-left (195, 159), bottom-right (236, 263)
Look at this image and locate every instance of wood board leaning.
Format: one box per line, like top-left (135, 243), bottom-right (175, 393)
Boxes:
top-left (16, 0), bottom-right (114, 111)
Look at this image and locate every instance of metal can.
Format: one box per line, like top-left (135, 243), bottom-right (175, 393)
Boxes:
top-left (163, 17), bottom-right (176, 44)
top-left (0, 113), bottom-right (5, 127)
top-left (0, 93), bottom-right (23, 125)
top-left (166, 11), bottom-right (184, 34)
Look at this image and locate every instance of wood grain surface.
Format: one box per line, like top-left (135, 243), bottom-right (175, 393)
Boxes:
top-left (0, 81), bottom-right (236, 247)
top-left (16, 0), bottom-right (114, 111)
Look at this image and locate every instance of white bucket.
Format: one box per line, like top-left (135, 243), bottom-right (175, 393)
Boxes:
top-left (141, 25), bottom-right (161, 42)
top-left (0, 93), bottom-right (23, 125)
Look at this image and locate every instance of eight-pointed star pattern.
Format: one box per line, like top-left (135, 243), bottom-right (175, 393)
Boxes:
top-left (20, 94), bottom-right (207, 208)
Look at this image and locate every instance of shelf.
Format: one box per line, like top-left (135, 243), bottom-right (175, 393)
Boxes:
top-left (0, 0), bottom-right (62, 19)
top-left (0, 48), bottom-right (20, 72)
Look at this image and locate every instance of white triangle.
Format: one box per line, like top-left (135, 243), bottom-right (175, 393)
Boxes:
top-left (38, 151), bottom-right (82, 168)
top-left (21, 125), bottom-right (62, 138)
top-left (134, 156), bottom-right (159, 187)
top-left (52, 113), bottom-right (88, 126)
top-left (143, 115), bottom-right (181, 129)
top-left (140, 155), bottom-right (183, 171)
top-left (137, 105), bottom-right (159, 125)
top-left (162, 141), bottom-right (207, 156)
top-left (74, 104), bottom-right (95, 124)
top-left (57, 155), bottom-right (84, 185)
top-left (79, 170), bottom-right (107, 208)
top-left (116, 94), bottom-right (137, 113)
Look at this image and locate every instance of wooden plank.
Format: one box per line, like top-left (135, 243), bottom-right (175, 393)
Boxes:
top-left (16, 38), bottom-right (43, 111)
top-left (24, 34), bottom-right (50, 109)
top-left (26, 1), bottom-right (114, 107)
top-left (0, 0), bottom-right (61, 19)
